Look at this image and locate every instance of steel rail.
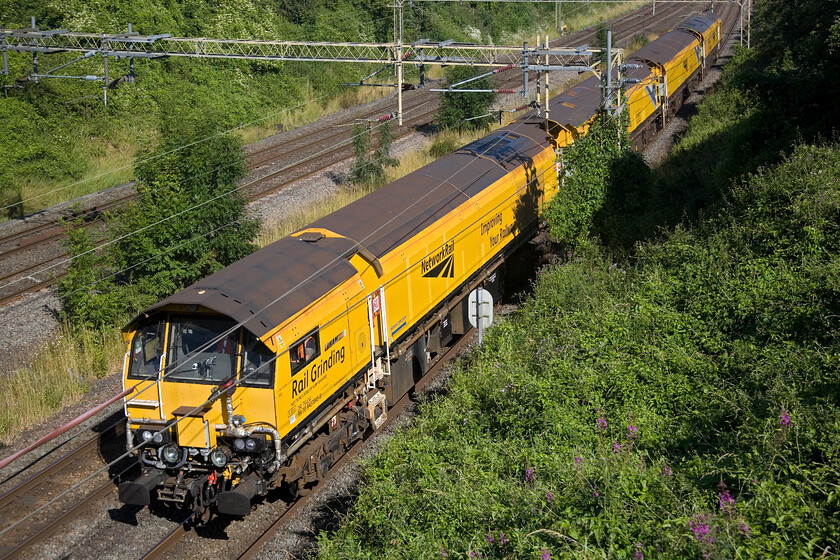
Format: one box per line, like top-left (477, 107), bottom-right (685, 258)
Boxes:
top-left (0, 420), bottom-right (131, 560)
top-left (0, 436), bottom-right (100, 512)
top-left (0, 465), bottom-right (134, 560)
top-left (138, 514), bottom-right (197, 560)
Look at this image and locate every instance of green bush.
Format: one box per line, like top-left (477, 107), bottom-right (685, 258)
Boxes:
top-left (318, 144), bottom-right (840, 559)
top-left (428, 137), bottom-right (460, 158)
top-left (543, 110), bottom-right (654, 250)
top-left (317, 2), bottom-right (840, 556)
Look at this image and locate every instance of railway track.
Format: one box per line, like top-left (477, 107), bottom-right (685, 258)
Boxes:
top-left (0, 416), bottom-right (132, 560)
top-left (0, 1), bottom-right (733, 308)
top-left (0, 301), bottom-right (477, 559)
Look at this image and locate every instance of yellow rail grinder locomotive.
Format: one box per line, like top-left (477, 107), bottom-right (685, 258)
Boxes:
top-left (118, 12), bottom-right (720, 517)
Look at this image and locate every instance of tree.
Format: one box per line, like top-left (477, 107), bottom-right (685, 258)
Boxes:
top-left (59, 95), bottom-right (260, 327)
top-left (115, 98), bottom-right (260, 299)
top-left (435, 66), bottom-right (497, 132)
top-left (348, 121), bottom-right (399, 188)
top-left (57, 218), bottom-right (122, 329)
top-left (543, 110), bottom-right (633, 246)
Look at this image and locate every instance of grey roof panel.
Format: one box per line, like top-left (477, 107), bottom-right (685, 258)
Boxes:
top-left (132, 236), bottom-right (358, 337)
top-left (628, 28), bottom-right (697, 66)
top-left (547, 75), bottom-right (602, 128)
top-left (677, 13), bottom-right (719, 35)
top-left (313, 121), bottom-right (550, 257)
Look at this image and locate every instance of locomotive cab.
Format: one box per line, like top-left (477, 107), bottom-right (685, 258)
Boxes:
top-left (120, 310), bottom-right (279, 516)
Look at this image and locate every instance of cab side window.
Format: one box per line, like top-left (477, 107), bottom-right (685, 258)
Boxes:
top-left (241, 331), bottom-right (275, 388)
top-left (289, 330), bottom-right (320, 375)
top-left (128, 321), bottom-right (163, 380)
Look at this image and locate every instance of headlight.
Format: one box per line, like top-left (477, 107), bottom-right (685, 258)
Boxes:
top-left (134, 426), bottom-right (171, 447)
top-left (210, 448), bottom-right (229, 468)
top-left (233, 438), bottom-right (246, 452)
top-left (161, 443), bottom-right (182, 465)
top-left (245, 438), bottom-right (257, 451)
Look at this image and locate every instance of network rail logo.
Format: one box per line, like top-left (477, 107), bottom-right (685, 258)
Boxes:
top-left (422, 241), bottom-right (455, 278)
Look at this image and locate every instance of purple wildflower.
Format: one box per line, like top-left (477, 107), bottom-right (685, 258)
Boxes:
top-left (661, 464), bottom-right (672, 477)
top-left (596, 417), bottom-right (608, 431)
top-left (780, 409), bottom-right (792, 427)
top-left (613, 442), bottom-right (622, 453)
top-left (738, 521), bottom-right (751, 537)
top-left (592, 484), bottom-right (599, 498)
top-left (627, 425), bottom-right (639, 439)
top-left (689, 514), bottom-right (714, 545)
top-left (546, 491), bottom-right (554, 504)
top-left (486, 531), bottom-right (495, 544)
top-left (500, 532), bottom-right (509, 544)
top-left (634, 543), bottom-right (645, 560)
top-left (525, 467), bottom-right (536, 484)
top-left (574, 456), bottom-right (583, 469)
top-left (719, 488), bottom-right (735, 515)
top-left (441, 548), bottom-right (448, 557)
top-left (540, 549), bottom-right (551, 560)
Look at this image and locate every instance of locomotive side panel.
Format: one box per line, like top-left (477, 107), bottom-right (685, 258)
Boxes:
top-left (662, 37), bottom-right (703, 102)
top-left (625, 69), bottom-right (660, 133)
top-left (273, 281), bottom-right (358, 436)
top-left (704, 19), bottom-right (722, 59)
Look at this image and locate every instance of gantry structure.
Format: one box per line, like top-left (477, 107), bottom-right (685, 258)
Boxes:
top-left (2, 0), bottom-right (758, 121)
top-left (1, 0), bottom-right (752, 118)
top-left (1, 15), bottom-right (617, 122)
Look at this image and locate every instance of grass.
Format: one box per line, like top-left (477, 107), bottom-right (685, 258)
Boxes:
top-left (256, 184), bottom-right (378, 247)
top-left (563, 1), bottom-right (647, 38)
top-left (4, 84), bottom-right (394, 222)
top-left (0, 324), bottom-right (125, 442)
top-left (236, 84), bottom-right (393, 147)
top-left (6, 132), bottom-right (140, 219)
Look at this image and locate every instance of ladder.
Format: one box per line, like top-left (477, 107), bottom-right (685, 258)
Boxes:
top-left (365, 286), bottom-right (391, 391)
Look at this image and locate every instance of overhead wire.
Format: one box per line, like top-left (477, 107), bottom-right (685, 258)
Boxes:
top-left (0, 104), bottom-right (559, 538)
top-left (0, 81), bottom-right (536, 332)
top-left (0, 90), bottom-right (531, 329)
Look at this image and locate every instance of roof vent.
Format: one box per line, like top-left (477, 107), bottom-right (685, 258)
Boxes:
top-left (299, 231), bottom-right (325, 243)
